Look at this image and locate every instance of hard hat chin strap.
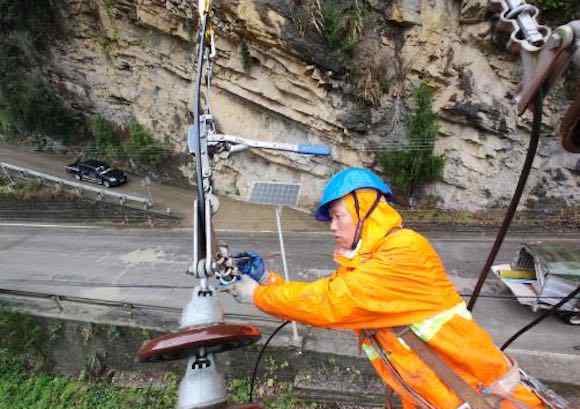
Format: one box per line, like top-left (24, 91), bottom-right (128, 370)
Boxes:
top-left (350, 190), bottom-right (382, 251)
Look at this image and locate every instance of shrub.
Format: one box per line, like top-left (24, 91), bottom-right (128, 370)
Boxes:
top-left (127, 120), bottom-right (165, 166)
top-left (0, 0), bottom-right (81, 143)
top-left (321, 0), bottom-right (365, 54)
top-left (240, 39), bottom-right (253, 71)
top-left (292, 0), bottom-right (365, 57)
top-left (88, 115), bottom-right (121, 160)
top-left (529, 0), bottom-right (577, 24)
top-left (87, 116), bottom-right (165, 167)
top-left (378, 83), bottom-right (445, 199)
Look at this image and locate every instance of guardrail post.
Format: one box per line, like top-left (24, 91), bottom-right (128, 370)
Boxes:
top-left (1, 165), bottom-right (15, 189)
top-left (121, 201), bottom-right (129, 226)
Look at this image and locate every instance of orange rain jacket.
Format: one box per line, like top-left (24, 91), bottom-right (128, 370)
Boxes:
top-left (254, 190), bottom-right (545, 409)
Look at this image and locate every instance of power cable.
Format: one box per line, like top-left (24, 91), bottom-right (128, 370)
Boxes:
top-left (460, 90), bottom-right (580, 352)
top-left (0, 279), bottom-right (196, 289)
top-left (501, 285), bottom-right (580, 351)
top-left (249, 320), bottom-right (290, 403)
top-left (0, 287), bottom-right (282, 325)
top-left (2, 280), bottom-right (578, 304)
top-left (468, 92), bottom-right (544, 311)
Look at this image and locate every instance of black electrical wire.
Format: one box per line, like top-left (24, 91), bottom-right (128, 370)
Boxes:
top-left (249, 320), bottom-right (290, 403)
top-left (2, 279), bottom-right (579, 302)
top-left (192, 12), bottom-right (209, 259)
top-left (501, 285), bottom-right (580, 351)
top-left (468, 92), bottom-right (544, 312)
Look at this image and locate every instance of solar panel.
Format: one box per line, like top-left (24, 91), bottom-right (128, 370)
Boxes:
top-left (249, 182), bottom-right (301, 207)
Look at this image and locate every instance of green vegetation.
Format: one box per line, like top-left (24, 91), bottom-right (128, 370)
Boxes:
top-left (240, 39), bottom-right (253, 72)
top-left (0, 309), bottom-right (45, 360)
top-left (127, 120), bottom-right (168, 166)
top-left (228, 376), bottom-right (304, 409)
top-left (532, 0), bottom-right (572, 11)
top-left (103, 0), bottom-right (115, 18)
top-left (0, 360), bottom-right (306, 409)
top-left (229, 377), bottom-right (252, 403)
top-left (292, 0), bottom-right (365, 58)
top-left (529, 0), bottom-right (577, 24)
top-left (89, 115), bottom-right (122, 161)
top-left (320, 2), bottom-right (343, 50)
top-left (379, 83), bottom-right (445, 199)
top-left (0, 311), bottom-right (177, 409)
top-left (0, 175), bottom-right (77, 201)
top-left (0, 352), bottom-right (178, 409)
top-left (0, 0), bottom-right (82, 143)
top-left (87, 115), bottom-right (167, 167)
top-left (0, 312), bottom-right (305, 409)
top-left (291, 1), bottom-right (389, 106)
top-left (320, 0), bottom-right (365, 55)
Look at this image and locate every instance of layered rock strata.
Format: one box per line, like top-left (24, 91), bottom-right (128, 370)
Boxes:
top-left (49, 0), bottom-right (580, 210)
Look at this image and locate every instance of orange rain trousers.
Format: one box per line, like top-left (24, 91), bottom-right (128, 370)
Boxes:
top-left (254, 190), bottom-right (545, 409)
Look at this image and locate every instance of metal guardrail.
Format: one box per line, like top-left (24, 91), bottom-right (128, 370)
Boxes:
top-left (1, 162), bottom-right (153, 209)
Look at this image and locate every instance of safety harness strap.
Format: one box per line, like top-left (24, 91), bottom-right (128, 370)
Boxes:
top-left (394, 327), bottom-right (500, 409)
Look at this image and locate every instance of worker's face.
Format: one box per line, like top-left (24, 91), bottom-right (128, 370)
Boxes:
top-left (329, 200), bottom-right (356, 250)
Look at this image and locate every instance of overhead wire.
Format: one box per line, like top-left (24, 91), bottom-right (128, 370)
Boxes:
top-left (468, 91), bottom-right (544, 311)
top-left (0, 279), bottom-right (578, 304)
top-left (0, 287), bottom-right (283, 325)
top-left (3, 209), bottom-right (579, 225)
top-left (501, 285), bottom-right (580, 350)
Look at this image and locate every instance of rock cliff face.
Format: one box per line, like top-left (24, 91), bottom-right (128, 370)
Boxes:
top-left (50, 0), bottom-right (580, 210)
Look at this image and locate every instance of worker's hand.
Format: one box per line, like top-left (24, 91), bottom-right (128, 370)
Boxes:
top-left (234, 251), bottom-right (267, 283)
top-left (231, 274), bottom-right (258, 304)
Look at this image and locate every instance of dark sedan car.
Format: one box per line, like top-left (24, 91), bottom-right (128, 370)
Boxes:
top-left (65, 160), bottom-right (128, 187)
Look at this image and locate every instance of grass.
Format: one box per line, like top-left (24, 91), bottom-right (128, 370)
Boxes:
top-left (0, 352), bottom-right (178, 409)
top-left (228, 376), bottom-right (307, 409)
top-left (0, 309), bottom-right (178, 409)
top-left (0, 176), bottom-right (78, 201)
top-left (0, 353), bottom-right (306, 409)
top-left (0, 309), bottom-right (304, 409)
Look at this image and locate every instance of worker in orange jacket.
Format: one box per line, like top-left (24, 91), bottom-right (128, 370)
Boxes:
top-left (232, 167), bottom-right (549, 409)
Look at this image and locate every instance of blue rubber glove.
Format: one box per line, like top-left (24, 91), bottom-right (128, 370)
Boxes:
top-left (235, 251), bottom-right (267, 283)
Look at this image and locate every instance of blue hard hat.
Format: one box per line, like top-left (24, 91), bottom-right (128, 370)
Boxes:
top-left (315, 167), bottom-right (392, 222)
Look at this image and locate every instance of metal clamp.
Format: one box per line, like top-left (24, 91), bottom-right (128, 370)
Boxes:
top-left (517, 22), bottom-right (578, 114)
top-left (493, 0), bottom-right (550, 53)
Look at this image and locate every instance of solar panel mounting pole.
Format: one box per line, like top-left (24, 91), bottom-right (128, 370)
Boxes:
top-left (274, 205), bottom-right (301, 346)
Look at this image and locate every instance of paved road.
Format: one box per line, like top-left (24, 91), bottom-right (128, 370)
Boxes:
top-left (1, 225), bottom-right (580, 391)
top-left (0, 143), bottom-right (326, 231)
top-left (3, 225), bottom-right (579, 286)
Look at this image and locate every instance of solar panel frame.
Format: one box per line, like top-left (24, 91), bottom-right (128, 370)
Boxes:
top-left (249, 182), bottom-right (301, 207)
